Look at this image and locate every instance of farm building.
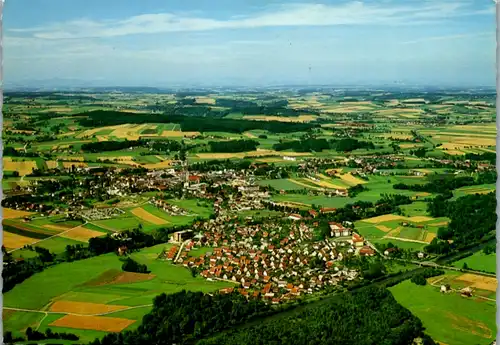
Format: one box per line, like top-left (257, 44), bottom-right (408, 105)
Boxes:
top-left (440, 284), bottom-right (451, 293)
top-left (359, 246), bottom-right (375, 257)
top-left (384, 247), bottom-right (398, 256)
top-left (329, 222), bottom-right (352, 237)
top-left (172, 230), bottom-right (194, 242)
top-left (288, 214), bottom-right (303, 221)
top-left (352, 233), bottom-right (365, 248)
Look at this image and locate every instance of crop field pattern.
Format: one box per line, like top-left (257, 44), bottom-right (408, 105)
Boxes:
top-left (2, 85), bottom-right (497, 345)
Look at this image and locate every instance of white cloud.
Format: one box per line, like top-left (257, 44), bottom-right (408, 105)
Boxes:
top-left (7, 1), bottom-right (493, 40)
top-left (400, 32), bottom-right (494, 45)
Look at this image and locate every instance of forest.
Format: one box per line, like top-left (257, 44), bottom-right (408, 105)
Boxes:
top-left (425, 192), bottom-right (496, 253)
top-left (76, 110), bottom-right (316, 133)
top-left (208, 139), bottom-right (259, 153)
top-left (197, 287), bottom-right (435, 345)
top-left (273, 138), bottom-right (375, 152)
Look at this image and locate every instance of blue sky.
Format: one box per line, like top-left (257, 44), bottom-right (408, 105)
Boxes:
top-left (4, 0), bottom-right (496, 87)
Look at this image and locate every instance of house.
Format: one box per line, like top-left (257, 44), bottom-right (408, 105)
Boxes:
top-left (383, 247), bottom-right (397, 256)
top-left (359, 246), bottom-right (375, 256)
top-left (288, 214), bottom-right (303, 221)
top-left (329, 222), bottom-right (351, 237)
top-left (417, 252), bottom-right (426, 259)
top-left (460, 287), bottom-right (473, 297)
top-left (118, 246), bottom-right (128, 256)
top-left (188, 175), bottom-right (201, 183)
top-left (440, 284), bottom-right (451, 293)
top-left (320, 207), bottom-right (337, 214)
top-left (352, 233), bottom-right (364, 247)
top-left (308, 209), bottom-right (318, 218)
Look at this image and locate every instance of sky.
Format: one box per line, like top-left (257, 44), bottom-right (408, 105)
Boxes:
top-left (3, 0), bottom-right (497, 87)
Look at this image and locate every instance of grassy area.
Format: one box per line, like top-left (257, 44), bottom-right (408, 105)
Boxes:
top-left (390, 280), bottom-right (496, 345)
top-left (452, 252), bottom-right (496, 273)
top-left (4, 244), bottom-right (232, 341)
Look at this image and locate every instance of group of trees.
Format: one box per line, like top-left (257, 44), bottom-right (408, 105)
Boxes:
top-left (81, 139), bottom-right (184, 153)
top-left (394, 172), bottom-right (496, 196)
top-left (273, 138), bottom-right (375, 153)
top-left (76, 110), bottom-right (317, 134)
top-left (410, 268), bottom-right (444, 286)
top-left (89, 290), bottom-right (273, 345)
top-left (197, 287), bottom-right (436, 345)
top-left (121, 257), bottom-right (150, 273)
top-left (425, 192), bottom-right (496, 253)
top-left (208, 139), bottom-right (259, 153)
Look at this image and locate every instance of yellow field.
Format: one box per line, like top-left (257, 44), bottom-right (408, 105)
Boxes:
top-left (421, 131), bottom-right (496, 138)
top-left (408, 216), bottom-right (434, 222)
top-left (363, 214), bottom-right (406, 224)
top-left (276, 201), bottom-right (310, 208)
top-left (242, 115), bottom-right (317, 123)
top-left (386, 226), bottom-right (402, 237)
top-left (3, 158), bottom-right (37, 176)
top-left (130, 207), bottom-right (169, 225)
top-left (59, 156), bottom-right (85, 161)
top-left (3, 208), bottom-right (35, 219)
top-left (425, 233), bottom-right (437, 243)
top-left (339, 173), bottom-right (367, 185)
top-left (50, 301), bottom-right (128, 315)
top-left (313, 175), bottom-right (347, 189)
top-left (428, 221), bottom-right (449, 227)
top-left (376, 225), bottom-right (392, 232)
top-left (46, 161), bottom-right (60, 169)
top-left (456, 273), bottom-right (497, 292)
top-left (97, 156), bottom-right (135, 162)
top-left (50, 315), bottom-right (135, 332)
top-left (42, 224), bottom-right (70, 233)
top-left (3, 231), bottom-right (38, 249)
top-left (59, 226), bottom-right (107, 242)
top-left (159, 130), bottom-right (200, 138)
top-left (142, 160), bottom-right (173, 170)
top-left (194, 96), bottom-right (216, 104)
top-left (378, 133), bottom-right (414, 140)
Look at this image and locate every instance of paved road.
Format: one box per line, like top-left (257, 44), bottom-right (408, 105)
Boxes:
top-left (174, 239), bottom-right (191, 263)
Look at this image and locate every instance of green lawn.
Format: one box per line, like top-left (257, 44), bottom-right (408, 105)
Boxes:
top-left (452, 252), bottom-right (496, 273)
top-left (399, 201), bottom-right (428, 217)
top-left (257, 179), bottom-right (305, 191)
top-left (390, 280), bottom-right (496, 345)
top-left (353, 221), bottom-right (387, 240)
top-left (93, 217), bottom-right (142, 231)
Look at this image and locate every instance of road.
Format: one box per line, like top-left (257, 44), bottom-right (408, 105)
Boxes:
top-left (174, 239), bottom-right (191, 263)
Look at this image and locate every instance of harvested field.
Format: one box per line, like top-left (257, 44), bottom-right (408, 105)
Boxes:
top-left (378, 133), bottom-right (414, 140)
top-left (46, 161), bottom-right (59, 169)
top-left (97, 156), bottom-right (135, 162)
top-left (386, 226), bottom-right (402, 237)
top-left (82, 269), bottom-right (156, 287)
top-left (42, 224), bottom-right (71, 232)
top-left (196, 150), bottom-right (310, 160)
top-left (242, 115), bottom-right (317, 122)
top-left (142, 160), bottom-right (173, 170)
top-left (160, 130), bottom-right (200, 137)
top-left (59, 226), bottom-right (106, 242)
top-left (287, 179), bottom-right (323, 191)
top-left (3, 231), bottom-right (38, 249)
top-left (376, 225), bottom-right (392, 232)
top-left (59, 156), bottom-right (85, 162)
top-left (339, 173), bottom-right (367, 185)
top-left (429, 221), bottom-right (449, 227)
top-left (311, 177), bottom-right (346, 190)
top-left (455, 274), bottom-right (497, 292)
top-left (425, 233), bottom-right (437, 243)
top-left (3, 158), bottom-right (37, 176)
top-left (3, 208), bottom-right (35, 219)
top-left (194, 96), bottom-right (216, 104)
top-left (363, 214), bottom-right (405, 224)
top-left (409, 216), bottom-right (434, 222)
top-left (49, 314), bottom-right (135, 332)
top-left (130, 207), bottom-right (169, 225)
top-left (49, 301), bottom-right (128, 315)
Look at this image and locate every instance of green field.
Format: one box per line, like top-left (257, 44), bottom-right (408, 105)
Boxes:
top-left (452, 252), bottom-right (496, 274)
top-left (390, 280), bottom-right (496, 345)
top-left (3, 244), bottom-right (232, 342)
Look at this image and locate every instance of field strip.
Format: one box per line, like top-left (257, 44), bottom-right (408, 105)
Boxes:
top-left (7, 222), bottom-right (89, 253)
top-left (35, 313), bottom-right (49, 331)
top-left (287, 178), bottom-right (323, 191)
top-left (4, 304), bottom-right (153, 317)
top-left (383, 236), bottom-right (428, 244)
top-left (130, 207), bottom-right (169, 225)
top-left (88, 221), bottom-right (119, 232)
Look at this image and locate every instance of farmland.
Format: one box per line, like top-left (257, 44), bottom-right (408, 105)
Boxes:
top-left (2, 87), bottom-right (496, 344)
top-left (390, 278), bottom-right (496, 345)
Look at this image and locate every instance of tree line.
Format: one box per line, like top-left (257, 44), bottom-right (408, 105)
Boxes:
top-left (76, 110), bottom-right (317, 133)
top-left (273, 138), bottom-right (375, 153)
